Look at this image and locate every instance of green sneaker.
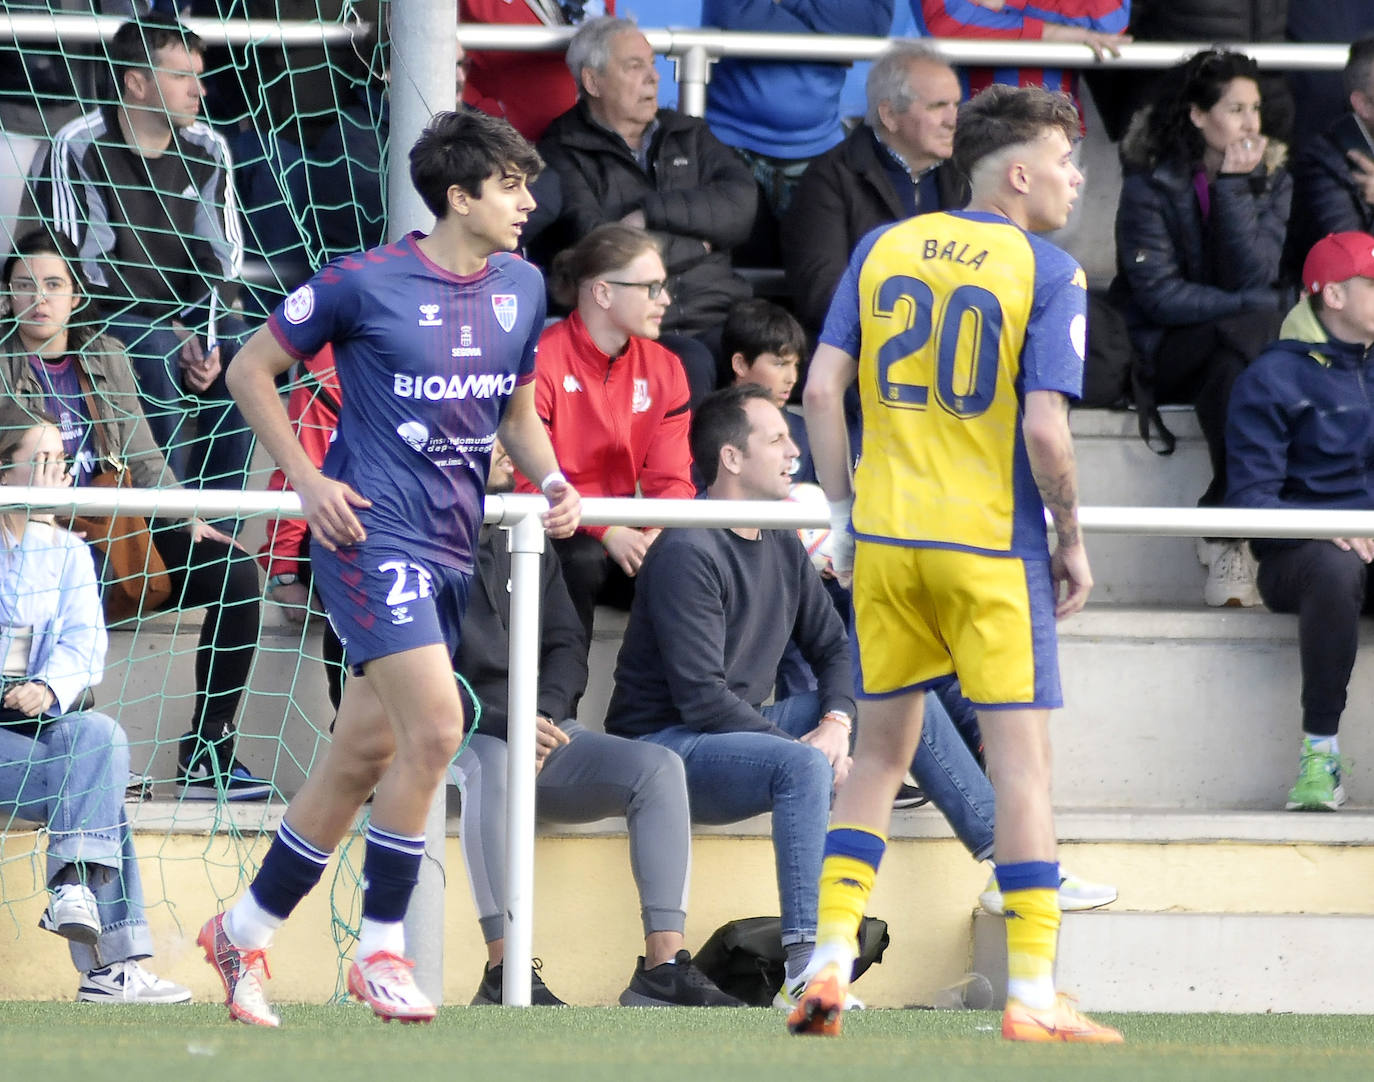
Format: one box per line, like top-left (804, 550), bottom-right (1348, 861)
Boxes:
top-left (1285, 742), bottom-right (1348, 811)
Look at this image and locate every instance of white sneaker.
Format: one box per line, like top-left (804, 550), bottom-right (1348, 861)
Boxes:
top-left (77, 960), bottom-right (193, 1004)
top-left (978, 869), bottom-right (1118, 915)
top-left (1203, 541), bottom-right (1261, 608)
top-left (773, 967), bottom-right (866, 1012)
top-left (39, 883), bottom-right (101, 945)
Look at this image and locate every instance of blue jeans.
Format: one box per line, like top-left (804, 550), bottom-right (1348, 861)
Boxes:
top-left (107, 313), bottom-right (255, 491)
top-left (913, 686), bottom-right (995, 862)
top-left (640, 691), bottom-right (831, 948)
top-left (0, 712), bottom-right (152, 971)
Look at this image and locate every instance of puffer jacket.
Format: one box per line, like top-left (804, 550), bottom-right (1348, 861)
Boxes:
top-left (1110, 107), bottom-right (1291, 367)
top-left (1132, 0), bottom-right (1288, 43)
top-left (1288, 112), bottom-right (1374, 278)
top-left (536, 100), bottom-right (757, 336)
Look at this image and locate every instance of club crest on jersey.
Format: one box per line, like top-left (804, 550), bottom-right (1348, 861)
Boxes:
top-left (631, 378), bottom-right (652, 413)
top-left (418, 303), bottom-right (442, 327)
top-left (492, 294), bottom-right (518, 332)
top-left (283, 285), bottom-right (315, 324)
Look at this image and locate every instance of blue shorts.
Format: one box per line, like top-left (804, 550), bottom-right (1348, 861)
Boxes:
top-left (311, 539), bottom-right (472, 674)
top-left (851, 542), bottom-right (1062, 709)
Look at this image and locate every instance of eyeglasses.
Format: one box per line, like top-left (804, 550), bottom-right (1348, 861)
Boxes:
top-left (604, 279), bottom-right (667, 300)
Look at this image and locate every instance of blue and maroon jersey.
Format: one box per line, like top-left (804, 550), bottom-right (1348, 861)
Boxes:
top-left (268, 232), bottom-right (545, 571)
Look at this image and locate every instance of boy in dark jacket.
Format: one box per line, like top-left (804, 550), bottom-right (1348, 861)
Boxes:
top-left (1226, 231), bottom-right (1374, 811)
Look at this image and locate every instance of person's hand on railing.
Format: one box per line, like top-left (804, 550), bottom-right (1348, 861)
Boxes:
top-left (540, 477), bottom-right (581, 539)
top-left (186, 517), bottom-right (247, 551)
top-left (1042, 24), bottom-right (1131, 61)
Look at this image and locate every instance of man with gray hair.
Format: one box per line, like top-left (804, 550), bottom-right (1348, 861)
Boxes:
top-left (535, 16), bottom-right (756, 363)
top-left (1289, 36), bottom-right (1374, 275)
top-left (782, 41), bottom-right (966, 336)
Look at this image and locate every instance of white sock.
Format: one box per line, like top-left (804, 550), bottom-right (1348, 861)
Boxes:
top-left (224, 890), bottom-right (283, 951)
top-left (357, 917), bottom-right (406, 960)
top-left (1304, 733), bottom-right (1339, 755)
top-left (1007, 975), bottom-right (1056, 1010)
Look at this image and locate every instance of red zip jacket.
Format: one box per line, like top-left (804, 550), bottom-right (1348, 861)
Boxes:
top-left (516, 310), bottom-right (694, 541)
top-left (257, 344), bottom-right (341, 579)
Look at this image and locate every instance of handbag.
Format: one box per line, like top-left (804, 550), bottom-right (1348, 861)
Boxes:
top-left (67, 368), bottom-right (172, 623)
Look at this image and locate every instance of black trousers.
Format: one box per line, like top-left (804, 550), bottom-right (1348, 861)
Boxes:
top-left (550, 531), bottom-right (637, 648)
top-left (1256, 539), bottom-right (1374, 736)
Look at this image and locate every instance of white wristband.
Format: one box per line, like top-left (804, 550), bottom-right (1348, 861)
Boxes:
top-left (539, 470), bottom-right (568, 496)
top-left (827, 497), bottom-right (853, 537)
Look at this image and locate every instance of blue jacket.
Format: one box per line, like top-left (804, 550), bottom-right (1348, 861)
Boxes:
top-left (1110, 109), bottom-right (1289, 367)
top-left (1288, 112), bottom-right (1374, 279)
top-left (1226, 298), bottom-right (1374, 553)
top-left (702, 0), bottom-right (894, 159)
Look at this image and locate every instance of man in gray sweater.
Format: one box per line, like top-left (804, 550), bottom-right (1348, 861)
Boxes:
top-left (606, 383), bottom-right (856, 1007)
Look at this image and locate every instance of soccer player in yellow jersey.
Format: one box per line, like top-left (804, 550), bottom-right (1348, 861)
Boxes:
top-left (791, 84), bottom-right (1122, 1043)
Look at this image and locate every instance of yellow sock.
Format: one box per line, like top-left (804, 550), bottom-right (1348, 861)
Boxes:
top-left (815, 825), bottom-right (886, 955)
top-left (1002, 885), bottom-right (1060, 1009)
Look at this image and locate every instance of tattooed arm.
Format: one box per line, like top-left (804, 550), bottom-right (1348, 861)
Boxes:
top-left (1023, 389), bottom-right (1092, 617)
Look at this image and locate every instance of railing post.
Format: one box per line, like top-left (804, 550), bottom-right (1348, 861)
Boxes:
top-left (672, 42), bottom-right (713, 117)
top-left (393, 0), bottom-right (457, 1007)
top-left (501, 506), bottom-right (546, 1006)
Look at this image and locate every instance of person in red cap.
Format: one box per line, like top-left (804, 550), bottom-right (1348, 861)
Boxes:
top-left (1226, 230), bottom-right (1374, 811)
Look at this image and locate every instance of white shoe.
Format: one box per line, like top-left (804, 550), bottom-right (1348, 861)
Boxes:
top-left (1203, 541), bottom-right (1261, 608)
top-left (979, 869), bottom-right (1118, 915)
top-left (773, 966), bottom-right (866, 1012)
top-left (39, 883), bottom-right (101, 945)
top-left (77, 960), bottom-right (193, 1004)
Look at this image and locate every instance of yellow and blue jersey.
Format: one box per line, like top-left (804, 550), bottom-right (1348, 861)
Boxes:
top-left (819, 210), bottom-right (1087, 559)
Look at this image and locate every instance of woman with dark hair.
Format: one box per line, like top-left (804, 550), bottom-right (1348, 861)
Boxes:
top-left (515, 223), bottom-right (695, 646)
top-left (1111, 48), bottom-right (1291, 608)
top-left (0, 229), bottom-right (269, 800)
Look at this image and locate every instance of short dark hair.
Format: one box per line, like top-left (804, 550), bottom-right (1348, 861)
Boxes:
top-left (690, 383), bottom-right (774, 487)
top-left (408, 110), bottom-right (543, 220)
top-left (110, 15), bottom-right (205, 100)
top-left (953, 84), bottom-right (1081, 182)
top-left (721, 299), bottom-right (807, 369)
top-left (1345, 37), bottom-right (1374, 99)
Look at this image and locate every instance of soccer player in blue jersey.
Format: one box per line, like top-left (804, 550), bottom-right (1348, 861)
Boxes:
top-left (792, 85), bottom-right (1122, 1042)
top-left (196, 110), bottom-right (581, 1026)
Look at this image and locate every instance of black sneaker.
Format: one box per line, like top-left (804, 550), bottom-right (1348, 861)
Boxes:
top-left (893, 772), bottom-right (928, 810)
top-left (618, 950), bottom-right (745, 1007)
top-left (176, 733), bottom-right (272, 802)
top-left (469, 958), bottom-right (567, 1006)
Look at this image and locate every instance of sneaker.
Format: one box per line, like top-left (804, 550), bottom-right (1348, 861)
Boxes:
top-left (979, 869), bottom-right (1118, 916)
top-left (893, 772), bottom-right (928, 810)
top-left (1203, 541), bottom-right (1261, 608)
top-left (774, 967), bottom-right (865, 1012)
top-left (126, 770), bottom-right (154, 802)
top-left (77, 960), bottom-right (192, 1004)
top-left (1002, 993), bottom-right (1123, 1043)
top-left (347, 950), bottom-right (436, 1023)
top-left (618, 950), bottom-right (744, 1007)
top-left (177, 733), bottom-right (272, 802)
top-left (197, 913), bottom-right (279, 1027)
top-left (39, 883), bottom-right (100, 945)
top-left (784, 961), bottom-right (847, 1037)
top-left (470, 958), bottom-right (567, 1006)
top-left (1286, 742), bottom-right (1348, 811)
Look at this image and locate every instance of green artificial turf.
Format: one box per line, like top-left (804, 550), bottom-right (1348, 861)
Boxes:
top-left (2, 1003), bottom-right (1372, 1082)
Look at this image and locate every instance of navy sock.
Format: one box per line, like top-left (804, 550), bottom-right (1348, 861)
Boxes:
top-left (361, 824), bottom-right (426, 923)
top-left (249, 820), bottom-right (330, 920)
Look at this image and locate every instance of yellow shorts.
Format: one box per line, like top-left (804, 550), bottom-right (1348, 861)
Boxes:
top-left (851, 541), bottom-right (1062, 708)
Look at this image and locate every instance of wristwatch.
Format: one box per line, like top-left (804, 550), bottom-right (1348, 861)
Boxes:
top-left (267, 573), bottom-right (300, 590)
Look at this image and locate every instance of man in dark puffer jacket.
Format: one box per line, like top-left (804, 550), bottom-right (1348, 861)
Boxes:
top-left (536, 16), bottom-right (756, 346)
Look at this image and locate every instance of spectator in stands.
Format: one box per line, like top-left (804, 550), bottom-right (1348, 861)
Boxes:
top-left (535, 16), bottom-right (757, 366)
top-left (1226, 232), bottom-right (1374, 812)
top-left (910, 0), bottom-right (1129, 124)
top-left (701, 0), bottom-right (895, 264)
top-left (783, 42), bottom-right (966, 339)
top-left (1, 229), bottom-right (270, 800)
top-left (605, 383), bottom-right (857, 1010)
top-left (1286, 7), bottom-right (1374, 157)
top-left (461, 0), bottom-right (616, 143)
top-left (455, 439), bottom-right (740, 1008)
top-left (1110, 48), bottom-right (1290, 608)
top-left (1289, 38), bottom-right (1374, 278)
top-left (0, 403), bottom-right (191, 1003)
top-left (516, 224), bottom-right (695, 645)
top-left (22, 15), bottom-right (255, 493)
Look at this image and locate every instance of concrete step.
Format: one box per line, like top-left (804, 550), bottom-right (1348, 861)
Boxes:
top-left (972, 910), bottom-right (1374, 1013)
top-left (1071, 407), bottom-right (1212, 606)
